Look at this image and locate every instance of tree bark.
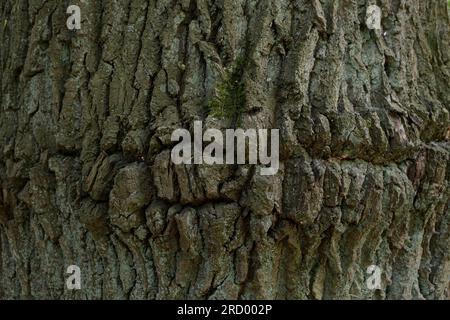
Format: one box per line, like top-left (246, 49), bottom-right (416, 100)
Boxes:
top-left (0, 0), bottom-right (449, 300)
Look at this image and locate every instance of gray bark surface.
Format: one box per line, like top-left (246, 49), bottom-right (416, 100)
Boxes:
top-left (0, 0), bottom-right (449, 299)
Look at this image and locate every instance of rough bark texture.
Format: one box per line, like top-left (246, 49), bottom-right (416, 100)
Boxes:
top-left (1, 0), bottom-right (450, 300)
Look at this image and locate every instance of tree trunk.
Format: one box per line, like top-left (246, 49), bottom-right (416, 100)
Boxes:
top-left (1, 0), bottom-right (449, 300)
